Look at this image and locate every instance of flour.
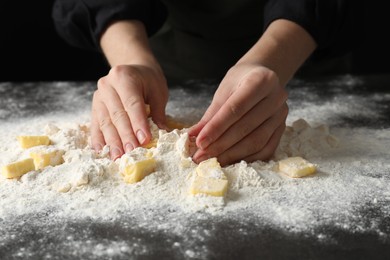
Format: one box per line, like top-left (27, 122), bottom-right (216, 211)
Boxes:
top-left (0, 112), bottom-right (360, 219)
top-left (1, 79), bottom-right (390, 258)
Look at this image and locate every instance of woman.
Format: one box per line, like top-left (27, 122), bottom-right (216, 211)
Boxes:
top-left (52, 0), bottom-right (362, 165)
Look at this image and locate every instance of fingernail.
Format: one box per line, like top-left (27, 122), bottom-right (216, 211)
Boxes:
top-left (199, 136), bottom-right (212, 149)
top-left (125, 143), bottom-right (134, 153)
top-left (195, 154), bottom-right (210, 164)
top-left (110, 147), bottom-right (122, 160)
top-left (136, 130), bottom-right (146, 145)
top-left (193, 150), bottom-right (209, 163)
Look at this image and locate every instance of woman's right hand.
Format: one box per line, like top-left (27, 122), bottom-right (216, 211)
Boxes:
top-left (91, 64), bottom-right (169, 160)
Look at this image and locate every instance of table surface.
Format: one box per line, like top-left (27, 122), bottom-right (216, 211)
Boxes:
top-left (0, 74), bottom-right (389, 260)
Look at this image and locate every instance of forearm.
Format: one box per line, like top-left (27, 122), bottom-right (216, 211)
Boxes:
top-left (237, 19), bottom-right (317, 86)
top-left (100, 20), bottom-right (159, 68)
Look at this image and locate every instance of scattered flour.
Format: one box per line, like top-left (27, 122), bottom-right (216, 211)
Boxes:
top-left (1, 110), bottom-right (388, 230)
top-left (0, 113), bottom-right (340, 219)
top-left (1, 78), bottom-right (389, 258)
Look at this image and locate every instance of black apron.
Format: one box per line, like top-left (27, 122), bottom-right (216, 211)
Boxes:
top-left (150, 0), bottom-right (265, 82)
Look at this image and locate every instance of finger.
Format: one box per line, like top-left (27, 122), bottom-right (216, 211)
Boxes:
top-left (195, 69), bottom-right (276, 150)
top-left (109, 66), bottom-right (151, 146)
top-left (91, 92), bottom-right (106, 152)
top-left (187, 74), bottom-right (241, 137)
top-left (99, 116), bottom-right (124, 160)
top-left (148, 84), bottom-right (169, 130)
top-left (188, 74), bottom-right (243, 137)
top-left (194, 103), bottom-right (287, 166)
top-left (219, 104), bottom-right (288, 166)
top-left (97, 76), bottom-right (139, 152)
top-left (94, 92), bottom-right (125, 160)
top-left (193, 87), bottom-right (287, 159)
top-left (243, 122), bottom-right (286, 163)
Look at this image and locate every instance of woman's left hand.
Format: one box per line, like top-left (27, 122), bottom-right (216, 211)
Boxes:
top-left (188, 63), bottom-right (288, 166)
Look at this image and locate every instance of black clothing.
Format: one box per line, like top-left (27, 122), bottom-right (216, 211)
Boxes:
top-left (52, 0), bottom-right (362, 81)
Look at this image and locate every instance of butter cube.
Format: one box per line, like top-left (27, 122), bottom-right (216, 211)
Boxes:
top-left (17, 135), bottom-right (50, 149)
top-left (144, 105), bottom-right (188, 130)
top-left (30, 150), bottom-right (65, 170)
top-left (196, 157), bottom-right (227, 179)
top-left (189, 175), bottom-right (228, 197)
top-left (166, 116), bottom-right (189, 130)
top-left (121, 158), bottom-right (156, 184)
top-left (1, 158), bottom-right (35, 179)
top-left (145, 150), bottom-right (154, 158)
top-left (189, 157), bottom-right (229, 197)
top-left (278, 156), bottom-right (316, 178)
top-left (142, 138), bottom-right (158, 149)
top-left (176, 133), bottom-right (196, 168)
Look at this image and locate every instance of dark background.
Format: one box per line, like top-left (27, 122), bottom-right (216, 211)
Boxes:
top-left (0, 1), bottom-right (389, 82)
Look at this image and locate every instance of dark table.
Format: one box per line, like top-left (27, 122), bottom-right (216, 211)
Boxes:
top-left (0, 74), bottom-right (389, 260)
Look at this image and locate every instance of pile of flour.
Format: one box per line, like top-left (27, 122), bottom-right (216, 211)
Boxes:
top-left (1, 108), bottom-right (388, 230)
top-left (0, 112), bottom-right (338, 217)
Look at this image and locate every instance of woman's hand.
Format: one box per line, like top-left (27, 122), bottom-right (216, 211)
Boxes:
top-left (91, 20), bottom-right (169, 160)
top-left (189, 63), bottom-right (288, 166)
top-left (91, 64), bottom-right (168, 160)
top-left (189, 19), bottom-right (316, 166)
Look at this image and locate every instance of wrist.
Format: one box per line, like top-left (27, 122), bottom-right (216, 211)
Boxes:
top-left (237, 19), bottom-right (316, 86)
top-left (100, 20), bottom-right (159, 68)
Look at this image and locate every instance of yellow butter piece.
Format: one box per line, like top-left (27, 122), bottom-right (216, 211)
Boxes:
top-left (196, 157), bottom-right (227, 179)
top-left (17, 135), bottom-right (50, 149)
top-left (30, 150), bottom-right (65, 170)
top-left (145, 150), bottom-right (154, 158)
top-left (166, 116), bottom-right (189, 130)
top-left (278, 156), bottom-right (316, 178)
top-left (1, 158), bottom-right (35, 179)
top-left (189, 175), bottom-right (228, 197)
top-left (145, 104), bottom-right (151, 117)
top-left (142, 138), bottom-right (158, 149)
top-left (145, 104), bottom-right (187, 130)
top-left (121, 158), bottom-right (157, 184)
top-left (189, 157), bottom-right (228, 197)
